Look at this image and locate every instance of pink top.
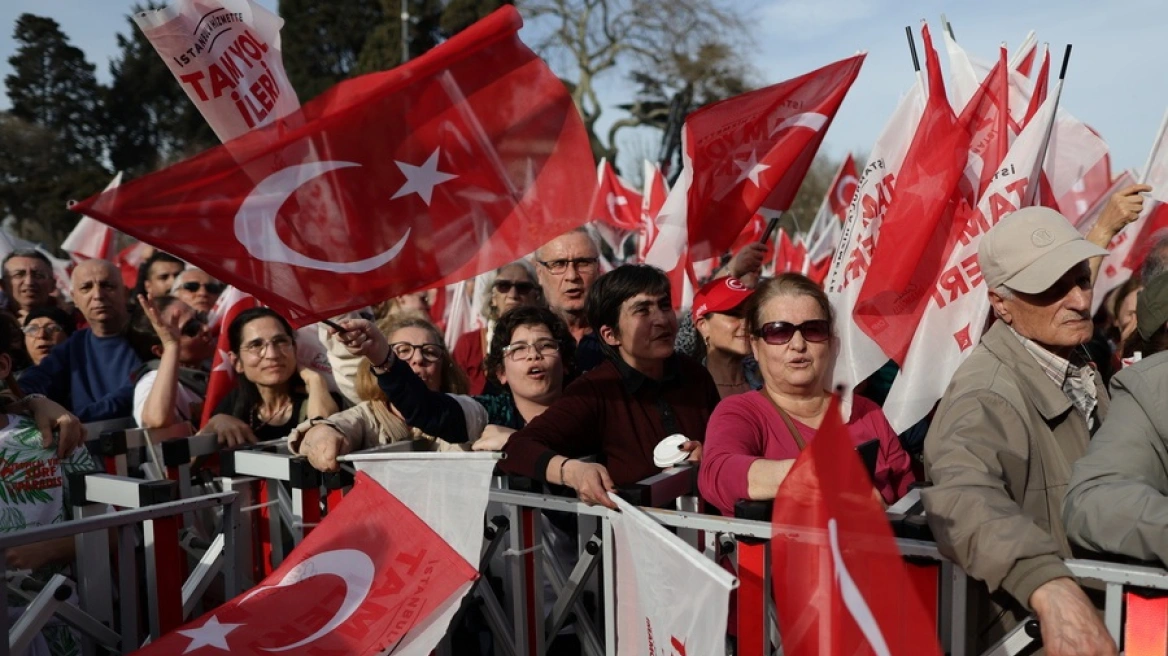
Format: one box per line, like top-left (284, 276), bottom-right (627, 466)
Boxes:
top-left (699, 391), bottom-right (915, 515)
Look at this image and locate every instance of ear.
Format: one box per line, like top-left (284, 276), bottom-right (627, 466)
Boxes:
top-left (151, 344), bottom-right (164, 359)
top-left (598, 324), bottom-right (621, 348)
top-left (229, 352), bottom-right (243, 374)
top-left (694, 317), bottom-right (711, 340)
top-left (749, 337), bottom-right (762, 362)
top-left (988, 289), bottom-right (1013, 324)
top-left (0, 353), bottom-right (11, 380)
top-left (495, 366), bottom-right (508, 388)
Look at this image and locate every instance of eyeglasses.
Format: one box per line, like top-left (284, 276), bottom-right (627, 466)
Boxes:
top-left (493, 280), bottom-right (537, 295)
top-left (7, 269), bottom-right (49, 282)
top-left (240, 335), bottom-right (295, 358)
top-left (501, 339), bottom-right (561, 361)
top-left (180, 281), bottom-right (226, 295)
top-left (23, 323), bottom-right (63, 338)
top-left (180, 314), bottom-right (208, 338)
top-left (390, 341), bottom-right (445, 364)
top-left (754, 320), bottom-right (832, 345)
top-left (537, 258), bottom-right (599, 275)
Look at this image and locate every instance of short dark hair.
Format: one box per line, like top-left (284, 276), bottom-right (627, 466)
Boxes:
top-left (23, 306), bottom-right (76, 337)
top-left (134, 251), bottom-right (185, 297)
top-left (0, 311), bottom-right (19, 359)
top-left (228, 307), bottom-right (294, 355)
top-left (484, 305), bottom-right (576, 383)
top-left (585, 264), bottom-right (671, 338)
top-left (1, 249), bottom-right (52, 275)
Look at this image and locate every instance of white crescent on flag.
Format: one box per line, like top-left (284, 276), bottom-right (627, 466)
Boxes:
top-left (828, 519), bottom-right (891, 656)
top-left (770, 112), bottom-right (829, 137)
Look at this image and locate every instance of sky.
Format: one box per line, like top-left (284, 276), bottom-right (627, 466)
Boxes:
top-left (2, 0), bottom-right (1166, 179)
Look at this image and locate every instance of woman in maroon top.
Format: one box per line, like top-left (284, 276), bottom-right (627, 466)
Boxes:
top-left (500, 265), bottom-right (720, 509)
top-left (698, 273), bottom-right (914, 516)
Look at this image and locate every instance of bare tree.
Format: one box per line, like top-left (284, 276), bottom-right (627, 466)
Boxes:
top-left (522, 0), bottom-right (754, 166)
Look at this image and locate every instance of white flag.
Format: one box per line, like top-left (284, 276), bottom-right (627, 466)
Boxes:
top-left (826, 79), bottom-right (924, 414)
top-left (134, 0), bottom-right (300, 143)
top-left (1141, 108), bottom-right (1168, 204)
top-left (62, 172), bottom-right (121, 260)
top-left (609, 494), bottom-right (736, 656)
top-left (883, 82), bottom-right (1062, 432)
top-left (350, 452), bottom-right (498, 656)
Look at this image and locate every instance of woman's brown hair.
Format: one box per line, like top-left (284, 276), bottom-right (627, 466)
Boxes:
top-left (741, 273), bottom-right (834, 337)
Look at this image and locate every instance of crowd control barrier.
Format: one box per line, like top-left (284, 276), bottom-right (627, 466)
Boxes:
top-left (10, 422), bottom-right (1168, 655)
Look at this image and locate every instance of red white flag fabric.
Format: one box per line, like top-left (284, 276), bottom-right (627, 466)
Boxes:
top-left (73, 7), bottom-right (595, 327)
top-left (826, 73), bottom-right (925, 414)
top-left (134, 0), bottom-right (300, 143)
top-left (1092, 201), bottom-right (1168, 314)
top-left (1012, 32), bottom-right (1038, 77)
top-left (636, 161), bottom-right (669, 263)
top-left (1141, 109), bottom-right (1168, 205)
top-left (133, 471), bottom-right (476, 655)
top-left (645, 54), bottom-right (864, 267)
top-left (853, 24), bottom-right (975, 366)
top-left (349, 452), bottom-right (498, 655)
top-left (62, 173), bottom-right (121, 261)
top-left (771, 393), bottom-right (941, 656)
top-left (592, 158), bottom-right (644, 232)
top-left (201, 287), bottom-right (259, 426)
top-left (882, 80), bottom-right (1062, 432)
top-left (806, 153), bottom-right (859, 249)
top-left (114, 241), bottom-right (152, 289)
top-left (609, 494), bottom-right (736, 656)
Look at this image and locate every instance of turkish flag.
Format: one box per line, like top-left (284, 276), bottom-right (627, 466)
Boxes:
top-left (62, 173), bottom-right (121, 262)
top-left (200, 287), bottom-right (260, 427)
top-left (771, 394), bottom-right (941, 656)
top-left (134, 471), bottom-right (477, 655)
top-left (114, 241), bottom-right (152, 289)
top-left (72, 6), bottom-right (594, 327)
top-left (730, 214), bottom-right (771, 258)
top-left (591, 158), bottom-right (643, 231)
top-left (854, 26), bottom-right (1006, 365)
top-left (636, 161), bottom-right (669, 262)
top-left (645, 54), bottom-right (863, 267)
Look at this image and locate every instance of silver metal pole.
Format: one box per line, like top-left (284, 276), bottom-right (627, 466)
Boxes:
top-left (401, 0), bottom-right (410, 63)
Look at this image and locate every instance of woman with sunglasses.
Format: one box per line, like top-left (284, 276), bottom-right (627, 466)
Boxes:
top-left (200, 308), bottom-right (340, 447)
top-left (171, 268), bottom-right (225, 314)
top-left (452, 261), bottom-right (543, 394)
top-left (22, 306), bottom-right (74, 367)
top-left (132, 295), bottom-right (215, 429)
top-left (698, 273), bottom-right (914, 516)
top-left (296, 306), bottom-right (575, 471)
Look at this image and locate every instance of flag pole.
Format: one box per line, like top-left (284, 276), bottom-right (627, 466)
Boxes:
top-left (1023, 45), bottom-right (1070, 206)
top-left (1139, 107), bottom-right (1168, 185)
top-left (941, 14), bottom-right (956, 40)
top-left (905, 25), bottom-right (924, 93)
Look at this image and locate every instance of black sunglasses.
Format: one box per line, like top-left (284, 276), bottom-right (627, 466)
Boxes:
top-left (180, 314), bottom-right (208, 338)
top-left (494, 280), bottom-right (536, 295)
top-left (754, 320), bottom-right (831, 345)
top-left (181, 281), bottom-right (226, 295)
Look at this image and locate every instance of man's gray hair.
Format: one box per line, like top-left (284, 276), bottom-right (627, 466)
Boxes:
top-left (532, 226), bottom-right (600, 262)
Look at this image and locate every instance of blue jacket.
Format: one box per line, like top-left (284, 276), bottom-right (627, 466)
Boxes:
top-left (19, 328), bottom-right (142, 422)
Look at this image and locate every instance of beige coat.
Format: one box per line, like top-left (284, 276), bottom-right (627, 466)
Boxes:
top-left (922, 320), bottom-right (1109, 648)
top-left (1063, 351), bottom-right (1168, 563)
top-left (287, 401), bottom-right (470, 455)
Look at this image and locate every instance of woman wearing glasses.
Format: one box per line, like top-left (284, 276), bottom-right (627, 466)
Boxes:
top-left (131, 296), bottom-right (215, 429)
top-left (294, 306), bottom-right (574, 471)
top-left (698, 273), bottom-right (914, 516)
top-left (22, 307), bottom-right (74, 367)
top-left (171, 268), bottom-right (225, 314)
top-left (452, 261), bottom-right (543, 394)
top-left (200, 308), bottom-right (339, 446)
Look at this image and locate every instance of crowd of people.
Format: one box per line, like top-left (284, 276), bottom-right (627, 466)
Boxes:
top-left (8, 186), bottom-right (1168, 654)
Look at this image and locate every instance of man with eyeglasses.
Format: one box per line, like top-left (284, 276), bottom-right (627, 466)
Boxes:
top-left (172, 268), bottom-right (225, 313)
top-left (532, 228), bottom-right (606, 374)
top-left (2, 249), bottom-right (59, 323)
top-left (922, 208), bottom-right (1116, 655)
top-left (19, 260), bottom-right (142, 421)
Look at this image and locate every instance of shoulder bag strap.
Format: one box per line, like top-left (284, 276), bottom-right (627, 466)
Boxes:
top-left (759, 391), bottom-right (807, 451)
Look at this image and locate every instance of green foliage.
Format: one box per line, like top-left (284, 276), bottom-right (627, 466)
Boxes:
top-left (280, 0), bottom-right (387, 101)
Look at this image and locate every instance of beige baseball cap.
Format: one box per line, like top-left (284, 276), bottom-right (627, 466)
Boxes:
top-left (979, 207), bottom-right (1108, 294)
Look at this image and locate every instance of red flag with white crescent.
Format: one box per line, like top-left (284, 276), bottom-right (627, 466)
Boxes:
top-left (132, 472), bottom-right (477, 655)
top-left (645, 54), bottom-right (864, 267)
top-left (636, 162), bottom-right (669, 262)
top-left (591, 158), bottom-right (644, 232)
top-left (72, 7), bottom-right (595, 327)
top-left (62, 173), bottom-right (121, 262)
top-left (771, 393), bottom-right (942, 656)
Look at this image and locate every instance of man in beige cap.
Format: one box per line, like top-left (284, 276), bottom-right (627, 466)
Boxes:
top-left (922, 207), bottom-right (1117, 655)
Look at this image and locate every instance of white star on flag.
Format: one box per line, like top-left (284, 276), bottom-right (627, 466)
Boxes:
top-left (213, 350), bottom-right (234, 373)
top-left (734, 151), bottom-right (770, 187)
top-left (177, 615), bottom-right (242, 653)
top-left (392, 148), bottom-right (459, 206)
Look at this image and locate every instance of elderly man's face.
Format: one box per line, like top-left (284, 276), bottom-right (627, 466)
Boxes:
top-left (991, 261), bottom-right (1094, 353)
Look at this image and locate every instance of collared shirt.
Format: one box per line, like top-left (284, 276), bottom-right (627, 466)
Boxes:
top-left (612, 354), bottom-right (683, 436)
top-left (1008, 326), bottom-right (1098, 429)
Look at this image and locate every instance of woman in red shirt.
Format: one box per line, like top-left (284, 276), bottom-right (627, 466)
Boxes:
top-left (699, 273), bottom-right (914, 516)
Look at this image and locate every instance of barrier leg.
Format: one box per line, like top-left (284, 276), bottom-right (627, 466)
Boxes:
top-left (73, 504), bottom-right (113, 646)
top-left (520, 508), bottom-right (544, 656)
top-left (144, 515), bottom-right (184, 638)
top-left (601, 516), bottom-right (616, 656)
top-left (117, 524), bottom-right (139, 651)
top-left (9, 574), bottom-right (71, 655)
top-left (939, 560), bottom-right (968, 656)
top-left (1126, 590), bottom-right (1168, 656)
top-left (293, 486), bottom-right (322, 538)
top-left (257, 480), bottom-right (274, 578)
top-left (736, 538), bottom-right (768, 656)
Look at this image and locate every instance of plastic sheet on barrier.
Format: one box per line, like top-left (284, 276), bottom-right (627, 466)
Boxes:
top-left (351, 452), bottom-right (497, 656)
top-left (609, 494), bottom-right (736, 656)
